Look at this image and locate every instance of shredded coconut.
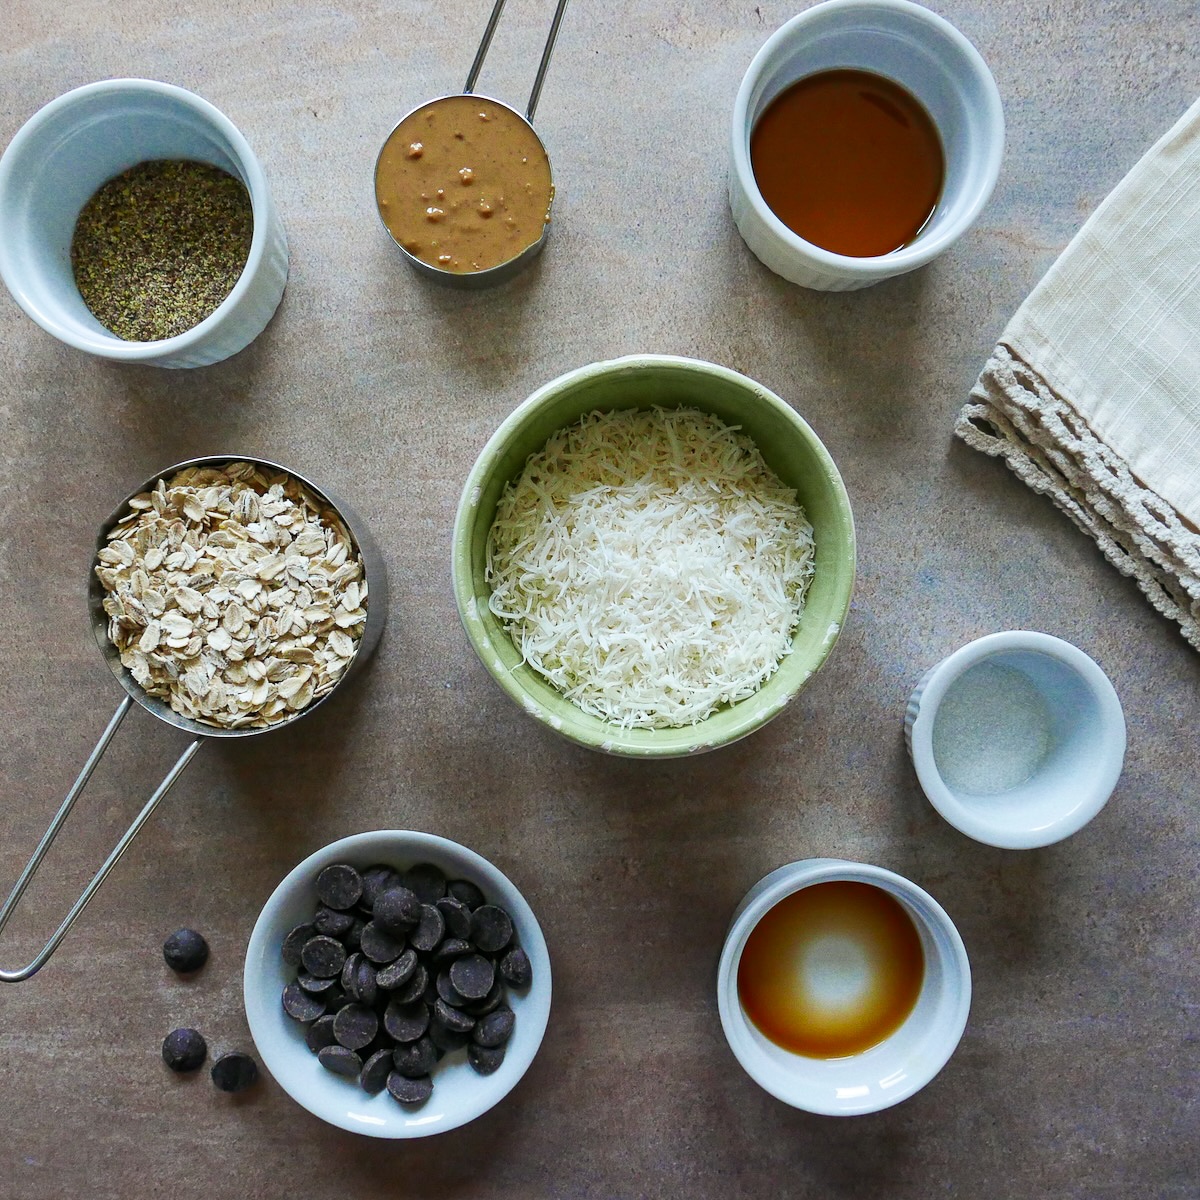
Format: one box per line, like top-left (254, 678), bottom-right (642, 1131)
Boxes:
top-left (485, 406), bottom-right (815, 729)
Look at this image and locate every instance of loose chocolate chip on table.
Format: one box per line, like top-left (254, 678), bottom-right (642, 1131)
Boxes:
top-left (499, 945), bottom-right (533, 988)
top-left (391, 963), bottom-right (429, 1007)
top-left (392, 1036), bottom-right (437, 1079)
top-left (316, 863), bottom-right (363, 911)
top-left (360, 920), bottom-right (409, 964)
top-left (468, 1043), bottom-right (506, 1076)
top-left (282, 923), bottom-right (316, 968)
top-left (469, 905), bottom-right (513, 955)
top-left (162, 928), bottom-right (209, 974)
top-left (436, 896), bottom-right (472, 941)
top-left (162, 1028), bottom-right (207, 1072)
top-left (386, 1071), bottom-right (433, 1106)
top-left (305, 1014), bottom-right (338, 1054)
top-left (449, 953), bottom-right (495, 1001)
top-left (375, 947), bottom-right (418, 990)
top-left (282, 980), bottom-right (327, 1022)
top-left (333, 1003), bottom-right (380, 1051)
top-left (211, 1052), bottom-right (259, 1093)
top-left (313, 905), bottom-right (355, 938)
top-left (360, 1048), bottom-right (394, 1095)
top-left (403, 862), bottom-right (447, 905)
top-left (300, 935), bottom-right (347, 978)
top-left (318, 1044), bottom-right (362, 1079)
top-left (474, 1006), bottom-right (515, 1049)
top-left (432, 937), bottom-right (472, 965)
top-left (374, 886), bottom-right (422, 935)
top-left (447, 878), bottom-right (486, 910)
top-left (383, 998), bottom-right (430, 1044)
top-left (409, 904), bottom-right (446, 954)
top-left (434, 997), bottom-right (475, 1034)
top-left (298, 970), bottom-right (341, 995)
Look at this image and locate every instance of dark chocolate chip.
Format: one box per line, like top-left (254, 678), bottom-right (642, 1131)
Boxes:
top-left (375, 948), bottom-right (418, 990)
top-left (211, 1052), bottom-right (259, 1092)
top-left (162, 1027), bottom-right (207, 1072)
top-left (402, 862), bottom-right (447, 905)
top-left (409, 904), bottom-right (445, 954)
top-left (313, 905), bottom-right (355, 938)
top-left (281, 922), bottom-right (315, 968)
top-left (300, 935), bottom-right (346, 978)
top-left (392, 963), bottom-right (429, 1006)
top-left (353, 957), bottom-right (379, 1008)
top-left (383, 999), bottom-right (430, 1044)
top-left (321, 985), bottom-right (349, 1012)
top-left (163, 928), bottom-right (209, 974)
top-left (436, 970), bottom-right (468, 1008)
top-left (467, 1043), bottom-right (506, 1076)
top-left (343, 918), bottom-right (366, 951)
top-left (391, 1036), bottom-right (437, 1078)
top-left (318, 1044), bottom-right (362, 1079)
top-left (436, 896), bottom-right (472, 941)
top-left (316, 863), bottom-right (363, 911)
top-left (360, 864), bottom-right (403, 912)
top-left (428, 1022), bottom-right (470, 1054)
top-left (431, 937), bottom-right (472, 965)
top-left (386, 1071), bottom-right (433, 1106)
top-left (473, 1006), bottom-right (515, 1048)
top-left (360, 1048), bottom-right (394, 1095)
top-left (359, 921), bottom-right (408, 964)
top-left (333, 1003), bottom-right (379, 1051)
top-left (499, 945), bottom-right (533, 988)
top-left (374, 887), bottom-right (422, 935)
top-left (298, 970), bottom-right (341, 994)
top-left (341, 951), bottom-right (364, 993)
top-left (305, 1014), bottom-right (338, 1054)
top-left (449, 953), bottom-right (495, 1001)
top-left (282, 980), bottom-right (326, 1022)
top-left (447, 879), bottom-right (486, 910)
top-left (434, 997), bottom-right (475, 1034)
top-left (469, 905), bottom-right (513, 955)
top-left (464, 979), bottom-right (505, 1017)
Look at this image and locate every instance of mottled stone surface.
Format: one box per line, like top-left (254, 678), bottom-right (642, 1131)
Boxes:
top-left (0, 2), bottom-right (1197, 1198)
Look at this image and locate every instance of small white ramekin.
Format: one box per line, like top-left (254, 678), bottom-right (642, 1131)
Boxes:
top-left (904, 631), bottom-right (1126, 849)
top-left (729, 0), bottom-right (1004, 291)
top-left (0, 79), bottom-right (288, 368)
top-left (717, 859), bottom-right (971, 1116)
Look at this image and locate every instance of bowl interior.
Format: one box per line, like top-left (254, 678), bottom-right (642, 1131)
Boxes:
top-left (243, 830), bottom-right (551, 1138)
top-left (453, 356), bottom-right (856, 756)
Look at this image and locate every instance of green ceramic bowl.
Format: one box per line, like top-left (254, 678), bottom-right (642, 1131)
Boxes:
top-left (452, 355), bottom-right (856, 757)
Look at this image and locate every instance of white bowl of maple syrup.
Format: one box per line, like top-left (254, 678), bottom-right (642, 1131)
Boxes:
top-left (729, 0), bottom-right (1004, 290)
top-left (717, 859), bottom-right (971, 1115)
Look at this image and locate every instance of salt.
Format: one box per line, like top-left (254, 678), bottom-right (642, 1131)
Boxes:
top-left (931, 660), bottom-right (1051, 796)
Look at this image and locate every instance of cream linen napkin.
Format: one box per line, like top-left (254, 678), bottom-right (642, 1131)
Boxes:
top-left (957, 98), bottom-right (1200, 651)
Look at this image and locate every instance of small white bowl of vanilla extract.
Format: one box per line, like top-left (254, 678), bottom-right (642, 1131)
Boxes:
top-left (717, 858), bottom-right (971, 1115)
top-left (729, 0), bottom-right (1004, 290)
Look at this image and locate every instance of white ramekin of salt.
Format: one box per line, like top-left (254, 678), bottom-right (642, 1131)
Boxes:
top-left (904, 631), bottom-right (1125, 849)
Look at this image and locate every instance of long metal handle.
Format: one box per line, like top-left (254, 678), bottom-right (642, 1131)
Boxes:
top-left (464, 0), bottom-right (507, 94)
top-left (461, 0), bottom-right (570, 121)
top-left (0, 697), bottom-right (203, 982)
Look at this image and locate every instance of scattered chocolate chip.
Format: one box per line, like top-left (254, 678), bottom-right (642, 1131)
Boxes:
top-left (403, 862), bottom-right (447, 905)
top-left (300, 935), bottom-right (346, 978)
top-left (436, 896), bottom-right (472, 941)
top-left (409, 904), bottom-right (445, 954)
top-left (499, 946), bottom-right (533, 988)
top-left (360, 921), bottom-right (408, 964)
top-left (447, 878), bottom-right (485, 910)
top-left (163, 928), bottom-right (209, 974)
top-left (449, 954), bottom-right (495, 1001)
top-left (392, 1036), bottom-right (437, 1078)
top-left (376, 948), bottom-right (418, 990)
top-left (318, 1044), bottom-right (362, 1079)
top-left (434, 997), bottom-right (475, 1034)
top-left (281, 922), bottom-right (316, 968)
top-left (283, 980), bottom-right (326, 1022)
top-left (162, 1027), bottom-right (207, 1072)
top-left (333, 1003), bottom-right (379, 1051)
top-left (468, 1043), bottom-right (506, 1075)
top-left (316, 863), bottom-right (363, 911)
top-left (383, 999), bottom-right (430, 1044)
top-left (313, 905), bottom-right (355, 938)
top-left (473, 1006), bottom-right (515, 1048)
top-left (360, 1048), bottom-right (394, 1094)
top-left (470, 905), bottom-right (513, 955)
top-left (374, 886), bottom-right (422, 935)
top-left (305, 1014), bottom-right (338, 1054)
top-left (211, 1052), bottom-right (259, 1092)
top-left (386, 1071), bottom-right (433, 1105)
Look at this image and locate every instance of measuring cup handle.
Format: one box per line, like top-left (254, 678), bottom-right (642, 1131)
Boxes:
top-left (0, 696), bottom-right (204, 983)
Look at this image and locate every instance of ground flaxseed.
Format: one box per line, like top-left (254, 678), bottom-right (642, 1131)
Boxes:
top-left (71, 159), bottom-right (254, 342)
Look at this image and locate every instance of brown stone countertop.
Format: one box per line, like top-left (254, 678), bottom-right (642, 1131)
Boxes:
top-left (0, 2), bottom-right (1196, 1197)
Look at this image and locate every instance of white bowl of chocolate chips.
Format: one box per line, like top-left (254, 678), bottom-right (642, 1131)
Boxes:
top-left (244, 830), bottom-right (551, 1137)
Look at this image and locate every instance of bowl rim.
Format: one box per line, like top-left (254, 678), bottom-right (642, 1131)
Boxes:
top-left (243, 829), bottom-right (552, 1138)
top-left (908, 630), bottom-right (1126, 848)
top-left (0, 77), bottom-right (273, 360)
top-left (450, 353), bottom-right (857, 757)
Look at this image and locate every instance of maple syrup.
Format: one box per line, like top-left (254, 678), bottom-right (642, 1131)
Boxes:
top-left (750, 69), bottom-right (945, 258)
top-left (737, 880), bottom-right (925, 1058)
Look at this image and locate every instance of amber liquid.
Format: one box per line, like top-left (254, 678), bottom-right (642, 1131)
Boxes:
top-left (737, 881), bottom-right (925, 1058)
top-left (750, 69), bottom-right (945, 258)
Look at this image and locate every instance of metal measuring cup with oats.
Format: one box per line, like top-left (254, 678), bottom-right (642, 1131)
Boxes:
top-left (95, 461), bottom-right (368, 729)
